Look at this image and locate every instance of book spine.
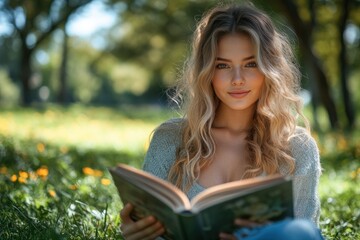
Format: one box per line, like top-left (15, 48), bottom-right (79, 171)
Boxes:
top-left (160, 214), bottom-right (188, 240)
top-left (177, 211), bottom-right (202, 240)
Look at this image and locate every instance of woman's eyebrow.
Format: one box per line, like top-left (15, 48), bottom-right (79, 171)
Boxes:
top-left (216, 55), bottom-right (255, 62)
top-left (216, 57), bottom-right (231, 62)
top-left (243, 55), bottom-right (255, 61)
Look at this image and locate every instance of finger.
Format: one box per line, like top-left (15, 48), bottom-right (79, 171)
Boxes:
top-left (145, 225), bottom-right (165, 240)
top-left (126, 219), bottom-right (164, 240)
top-left (122, 216), bottom-right (157, 236)
top-left (219, 232), bottom-right (237, 240)
top-left (120, 203), bottom-right (134, 223)
top-left (146, 230), bottom-right (165, 240)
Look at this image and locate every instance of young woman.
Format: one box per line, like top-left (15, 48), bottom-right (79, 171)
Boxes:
top-left (120, 3), bottom-right (323, 240)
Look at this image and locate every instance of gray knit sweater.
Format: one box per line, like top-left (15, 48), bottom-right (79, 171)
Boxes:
top-left (142, 118), bottom-right (321, 225)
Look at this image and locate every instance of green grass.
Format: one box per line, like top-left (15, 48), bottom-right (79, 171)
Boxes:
top-left (0, 105), bottom-right (359, 239)
top-left (0, 104), bottom-right (176, 152)
top-left (317, 138), bottom-right (360, 239)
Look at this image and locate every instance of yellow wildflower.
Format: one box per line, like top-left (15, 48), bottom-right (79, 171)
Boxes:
top-left (69, 184), bottom-right (77, 190)
top-left (36, 166), bottom-right (49, 179)
top-left (19, 171), bottom-right (29, 179)
top-left (37, 143), bottom-right (45, 153)
top-left (10, 174), bottom-right (17, 182)
top-left (101, 178), bottom-right (111, 186)
top-left (18, 176), bottom-right (27, 183)
top-left (83, 167), bottom-right (94, 175)
top-left (48, 190), bottom-right (56, 198)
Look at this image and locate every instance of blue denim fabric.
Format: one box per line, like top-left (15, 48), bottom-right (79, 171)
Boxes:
top-left (233, 219), bottom-right (324, 240)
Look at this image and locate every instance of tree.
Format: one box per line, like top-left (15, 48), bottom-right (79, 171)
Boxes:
top-left (98, 0), bottom-right (358, 128)
top-left (58, 0), bottom-right (70, 104)
top-left (273, 0), bottom-right (339, 129)
top-left (339, 0), bottom-right (356, 129)
top-left (58, 16), bottom-right (69, 104)
top-left (1, 0), bottom-right (92, 106)
top-left (107, 0), bottom-right (343, 127)
top-left (105, 0), bottom-right (216, 103)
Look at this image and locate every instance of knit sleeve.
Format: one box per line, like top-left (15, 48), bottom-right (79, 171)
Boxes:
top-left (290, 128), bottom-right (321, 226)
top-left (142, 119), bottom-right (183, 181)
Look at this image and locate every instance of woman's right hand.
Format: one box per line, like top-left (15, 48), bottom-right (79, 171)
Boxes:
top-left (119, 203), bottom-right (165, 240)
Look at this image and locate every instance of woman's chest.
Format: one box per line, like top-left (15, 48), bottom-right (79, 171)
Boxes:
top-left (198, 141), bottom-right (250, 188)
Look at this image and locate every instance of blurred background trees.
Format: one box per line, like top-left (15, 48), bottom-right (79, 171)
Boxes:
top-left (0, 0), bottom-right (93, 105)
top-left (0, 0), bottom-right (359, 130)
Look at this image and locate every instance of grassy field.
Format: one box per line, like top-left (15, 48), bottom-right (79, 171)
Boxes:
top-left (0, 105), bottom-right (359, 239)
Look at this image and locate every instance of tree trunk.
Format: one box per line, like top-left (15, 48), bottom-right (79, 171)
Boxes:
top-left (5, 0), bottom-right (92, 106)
top-left (20, 44), bottom-right (32, 106)
top-left (307, 0), bottom-right (320, 131)
top-left (58, 26), bottom-right (69, 104)
top-left (278, 0), bottom-right (339, 129)
top-left (339, 0), bottom-right (355, 129)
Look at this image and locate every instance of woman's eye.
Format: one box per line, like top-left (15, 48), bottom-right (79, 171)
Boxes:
top-left (216, 63), bottom-right (230, 69)
top-left (245, 62), bottom-right (257, 68)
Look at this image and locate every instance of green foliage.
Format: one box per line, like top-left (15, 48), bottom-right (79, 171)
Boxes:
top-left (0, 136), bottom-right (128, 239)
top-left (0, 0), bottom-right (94, 105)
top-left (0, 105), bottom-right (175, 239)
top-left (107, 0), bottom-right (217, 93)
top-left (321, 186), bottom-right (360, 239)
top-left (0, 106), bottom-right (359, 239)
top-left (0, 68), bottom-right (20, 106)
top-left (0, 104), bottom-right (176, 152)
top-left (316, 132), bottom-right (360, 239)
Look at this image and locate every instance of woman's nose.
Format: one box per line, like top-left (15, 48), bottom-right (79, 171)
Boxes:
top-left (231, 67), bottom-right (245, 86)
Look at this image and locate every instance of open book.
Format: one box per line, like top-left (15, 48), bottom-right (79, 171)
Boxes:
top-left (109, 164), bottom-right (293, 240)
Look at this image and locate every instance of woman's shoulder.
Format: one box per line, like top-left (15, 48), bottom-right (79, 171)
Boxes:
top-left (143, 118), bottom-right (184, 178)
top-left (157, 118), bottom-right (184, 130)
top-left (154, 118), bottom-right (184, 137)
top-left (150, 118), bottom-right (185, 144)
top-left (289, 127), bottom-right (317, 150)
top-left (289, 127), bottom-right (321, 175)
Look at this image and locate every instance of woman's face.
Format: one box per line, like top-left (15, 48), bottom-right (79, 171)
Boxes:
top-left (212, 33), bottom-right (265, 112)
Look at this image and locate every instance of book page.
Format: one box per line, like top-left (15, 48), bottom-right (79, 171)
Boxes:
top-left (189, 179), bottom-right (293, 239)
top-left (190, 175), bottom-right (286, 212)
top-left (110, 164), bottom-right (191, 211)
top-left (110, 172), bottom-right (188, 239)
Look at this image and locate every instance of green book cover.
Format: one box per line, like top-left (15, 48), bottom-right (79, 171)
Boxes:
top-left (109, 164), bottom-right (293, 240)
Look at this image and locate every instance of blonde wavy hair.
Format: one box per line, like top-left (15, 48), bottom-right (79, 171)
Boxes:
top-left (168, 3), bottom-right (309, 191)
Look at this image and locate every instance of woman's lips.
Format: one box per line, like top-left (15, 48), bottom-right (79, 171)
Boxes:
top-left (228, 90), bottom-right (251, 98)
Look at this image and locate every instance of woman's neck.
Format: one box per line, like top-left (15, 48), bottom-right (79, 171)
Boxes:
top-left (212, 104), bottom-right (255, 134)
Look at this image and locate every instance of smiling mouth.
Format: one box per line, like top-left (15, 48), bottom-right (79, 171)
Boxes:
top-left (228, 90), bottom-right (251, 98)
